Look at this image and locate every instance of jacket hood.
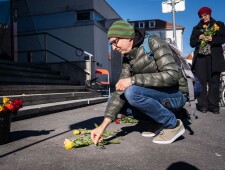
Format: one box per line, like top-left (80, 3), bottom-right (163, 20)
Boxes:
top-left (132, 29), bottom-right (145, 48)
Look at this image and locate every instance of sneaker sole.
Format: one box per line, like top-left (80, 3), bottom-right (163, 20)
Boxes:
top-left (142, 127), bottom-right (164, 137)
top-left (152, 128), bottom-right (185, 144)
top-left (142, 132), bottom-right (156, 137)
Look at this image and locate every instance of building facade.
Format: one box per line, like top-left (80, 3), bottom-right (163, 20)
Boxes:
top-left (128, 19), bottom-right (184, 52)
top-left (0, 0), bottom-right (185, 86)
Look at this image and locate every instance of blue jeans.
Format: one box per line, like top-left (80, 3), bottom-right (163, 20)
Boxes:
top-left (124, 85), bottom-right (187, 128)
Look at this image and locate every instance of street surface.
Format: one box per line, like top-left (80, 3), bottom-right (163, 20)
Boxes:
top-left (0, 102), bottom-right (225, 170)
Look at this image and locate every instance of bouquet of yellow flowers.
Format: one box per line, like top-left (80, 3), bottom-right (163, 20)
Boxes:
top-left (199, 23), bottom-right (220, 48)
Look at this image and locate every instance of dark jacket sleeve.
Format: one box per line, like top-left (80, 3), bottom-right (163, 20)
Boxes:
top-left (190, 25), bottom-right (202, 48)
top-left (104, 57), bottom-right (130, 121)
top-left (104, 90), bottom-right (125, 121)
top-left (119, 56), bottom-right (132, 79)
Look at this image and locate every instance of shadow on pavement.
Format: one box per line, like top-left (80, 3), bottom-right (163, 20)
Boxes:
top-left (8, 130), bottom-right (55, 143)
top-left (69, 116), bottom-right (104, 130)
top-left (167, 161), bottom-right (200, 170)
top-left (0, 116), bottom-right (103, 158)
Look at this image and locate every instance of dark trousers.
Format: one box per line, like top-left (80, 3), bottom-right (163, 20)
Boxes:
top-left (194, 55), bottom-right (220, 109)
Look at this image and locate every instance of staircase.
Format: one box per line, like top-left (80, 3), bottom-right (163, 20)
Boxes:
top-left (0, 59), bottom-right (108, 121)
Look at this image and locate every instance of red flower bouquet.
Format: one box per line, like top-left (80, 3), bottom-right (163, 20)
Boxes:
top-left (0, 97), bottom-right (23, 115)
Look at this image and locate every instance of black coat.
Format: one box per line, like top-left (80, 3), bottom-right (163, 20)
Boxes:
top-left (190, 18), bottom-right (225, 73)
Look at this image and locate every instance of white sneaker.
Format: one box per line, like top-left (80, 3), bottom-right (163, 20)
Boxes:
top-left (152, 119), bottom-right (185, 144)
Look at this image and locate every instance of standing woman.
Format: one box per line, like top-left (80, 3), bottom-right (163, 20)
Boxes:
top-left (190, 7), bottom-right (225, 114)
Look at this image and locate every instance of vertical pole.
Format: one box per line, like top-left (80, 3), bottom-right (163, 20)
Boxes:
top-left (44, 34), bottom-right (47, 63)
top-left (89, 55), bottom-right (92, 80)
top-left (84, 51), bottom-right (93, 80)
top-left (171, 0), bottom-right (177, 44)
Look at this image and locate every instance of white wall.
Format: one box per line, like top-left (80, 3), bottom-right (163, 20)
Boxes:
top-left (93, 25), bottom-right (110, 70)
top-left (146, 29), bottom-right (183, 53)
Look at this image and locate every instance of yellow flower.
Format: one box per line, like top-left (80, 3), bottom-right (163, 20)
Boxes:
top-left (73, 130), bottom-right (80, 135)
top-left (3, 97), bottom-right (10, 104)
top-left (0, 106), bottom-right (3, 112)
top-left (64, 139), bottom-right (75, 150)
top-left (214, 24), bottom-right (219, 31)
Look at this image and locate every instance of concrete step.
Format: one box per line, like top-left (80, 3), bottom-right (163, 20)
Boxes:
top-left (0, 70), bottom-right (69, 81)
top-left (0, 67), bottom-right (66, 79)
top-left (1, 91), bottom-right (102, 106)
top-left (0, 75), bottom-right (72, 85)
top-left (0, 85), bottom-right (86, 95)
top-left (0, 59), bottom-right (51, 70)
top-left (0, 60), bottom-right (75, 85)
top-left (12, 96), bottom-right (108, 121)
top-left (0, 63), bottom-right (58, 74)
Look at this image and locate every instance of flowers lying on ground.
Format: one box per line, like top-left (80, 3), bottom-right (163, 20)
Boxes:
top-left (115, 116), bottom-right (138, 124)
top-left (199, 23), bottom-right (220, 48)
top-left (64, 125), bottom-right (120, 150)
top-left (0, 97), bottom-right (23, 114)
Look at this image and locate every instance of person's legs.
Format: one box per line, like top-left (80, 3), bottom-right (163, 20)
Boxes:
top-left (124, 86), bottom-right (186, 128)
top-left (208, 72), bottom-right (220, 113)
top-left (124, 85), bottom-right (186, 144)
top-left (118, 99), bottom-right (163, 137)
top-left (194, 55), bottom-right (209, 112)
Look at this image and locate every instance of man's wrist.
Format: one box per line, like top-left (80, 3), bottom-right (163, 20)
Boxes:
top-left (131, 77), bottom-right (135, 85)
top-left (100, 117), bottom-right (112, 129)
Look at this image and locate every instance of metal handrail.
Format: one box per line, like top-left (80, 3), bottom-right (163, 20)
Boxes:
top-left (18, 49), bottom-right (90, 75)
top-left (18, 32), bottom-right (84, 56)
top-left (17, 32), bottom-right (93, 79)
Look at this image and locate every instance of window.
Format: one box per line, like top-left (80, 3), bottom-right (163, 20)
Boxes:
top-left (139, 22), bottom-right (145, 28)
top-left (77, 12), bottom-right (90, 21)
top-left (94, 12), bottom-right (104, 21)
top-left (149, 21), bottom-right (155, 28)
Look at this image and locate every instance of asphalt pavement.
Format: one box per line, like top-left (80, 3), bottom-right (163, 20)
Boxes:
top-left (0, 102), bottom-right (225, 170)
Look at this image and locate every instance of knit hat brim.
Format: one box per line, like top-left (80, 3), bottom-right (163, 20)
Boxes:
top-left (107, 20), bottom-right (135, 39)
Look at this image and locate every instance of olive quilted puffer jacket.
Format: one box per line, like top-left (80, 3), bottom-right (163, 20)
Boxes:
top-left (104, 35), bottom-right (188, 121)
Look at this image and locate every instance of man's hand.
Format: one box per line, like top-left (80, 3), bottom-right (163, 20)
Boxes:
top-left (91, 118), bottom-right (112, 144)
top-left (90, 126), bottom-right (104, 145)
top-left (115, 78), bottom-right (132, 91)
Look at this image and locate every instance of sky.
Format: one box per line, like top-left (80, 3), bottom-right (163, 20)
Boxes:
top-left (106, 0), bottom-right (225, 56)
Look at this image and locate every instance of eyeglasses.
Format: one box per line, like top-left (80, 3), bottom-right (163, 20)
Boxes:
top-left (109, 38), bottom-right (119, 46)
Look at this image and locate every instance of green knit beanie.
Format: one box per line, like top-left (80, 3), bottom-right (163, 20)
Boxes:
top-left (107, 20), bottom-right (135, 39)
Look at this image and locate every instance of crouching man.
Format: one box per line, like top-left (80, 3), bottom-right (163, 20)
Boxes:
top-left (91, 20), bottom-right (188, 144)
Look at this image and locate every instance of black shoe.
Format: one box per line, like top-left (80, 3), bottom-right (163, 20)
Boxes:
top-left (196, 105), bottom-right (208, 113)
top-left (208, 108), bottom-right (220, 114)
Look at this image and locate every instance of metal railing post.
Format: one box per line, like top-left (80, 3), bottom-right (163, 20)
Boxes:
top-left (84, 51), bottom-right (93, 81)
